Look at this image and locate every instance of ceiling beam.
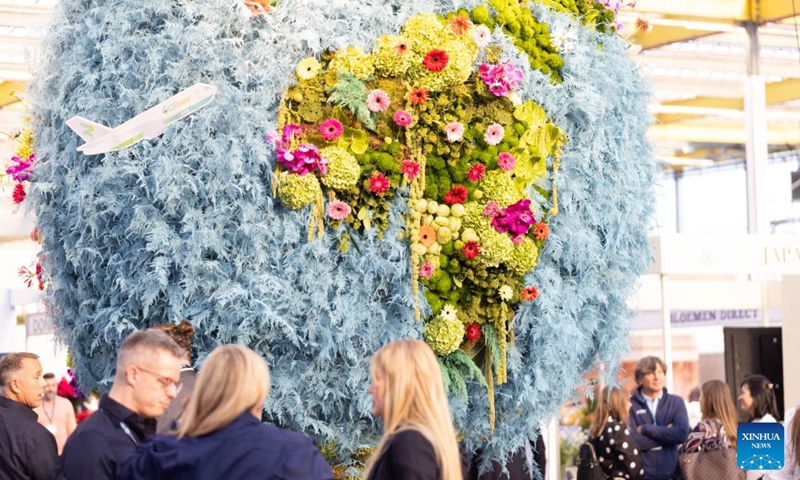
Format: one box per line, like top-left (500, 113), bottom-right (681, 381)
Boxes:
top-left (632, 0), bottom-right (750, 21)
top-left (0, 81), bottom-right (25, 108)
top-left (755, 0), bottom-right (800, 23)
top-left (630, 26), bottom-right (716, 51)
top-left (654, 78), bottom-right (800, 123)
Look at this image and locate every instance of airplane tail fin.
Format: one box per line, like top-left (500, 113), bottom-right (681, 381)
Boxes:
top-left (66, 116), bottom-right (112, 142)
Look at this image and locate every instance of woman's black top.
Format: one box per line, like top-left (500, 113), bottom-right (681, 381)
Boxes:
top-left (367, 429), bottom-right (440, 480)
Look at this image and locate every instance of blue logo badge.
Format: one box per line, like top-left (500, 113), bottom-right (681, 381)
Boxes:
top-left (738, 422), bottom-right (784, 471)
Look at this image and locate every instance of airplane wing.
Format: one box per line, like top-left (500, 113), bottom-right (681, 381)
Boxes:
top-left (65, 116), bottom-right (112, 142)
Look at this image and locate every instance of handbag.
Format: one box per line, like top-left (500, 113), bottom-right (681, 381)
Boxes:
top-left (678, 447), bottom-right (746, 480)
top-left (576, 441), bottom-right (608, 480)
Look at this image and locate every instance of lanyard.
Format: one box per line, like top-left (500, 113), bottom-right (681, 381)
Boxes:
top-left (43, 399), bottom-right (56, 424)
top-left (119, 422), bottom-right (138, 445)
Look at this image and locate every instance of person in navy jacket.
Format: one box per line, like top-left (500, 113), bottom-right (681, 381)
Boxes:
top-left (118, 344), bottom-right (334, 480)
top-left (629, 356), bottom-right (690, 480)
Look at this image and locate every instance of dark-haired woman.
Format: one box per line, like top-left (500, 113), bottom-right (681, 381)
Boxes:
top-left (739, 375), bottom-right (780, 480)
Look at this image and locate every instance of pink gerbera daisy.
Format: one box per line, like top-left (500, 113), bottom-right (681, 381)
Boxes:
top-left (393, 110), bottom-right (413, 127)
top-left (400, 160), bottom-right (421, 180)
top-left (369, 172), bottom-right (391, 195)
top-left (319, 118), bottom-right (344, 141)
top-left (367, 89), bottom-right (391, 112)
top-left (418, 261), bottom-right (434, 279)
top-left (497, 152), bottom-right (516, 171)
top-left (482, 201), bottom-right (501, 218)
top-left (467, 163), bottom-right (485, 182)
top-left (484, 123), bottom-right (504, 146)
top-left (444, 122), bottom-right (464, 143)
top-left (326, 200), bottom-right (352, 220)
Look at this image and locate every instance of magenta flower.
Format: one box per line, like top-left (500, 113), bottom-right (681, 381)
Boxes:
top-left (326, 200), bottom-right (352, 220)
top-left (478, 63), bottom-right (523, 97)
top-left (497, 152), bottom-right (516, 171)
top-left (393, 110), bottom-right (413, 127)
top-left (491, 199), bottom-right (536, 241)
top-left (484, 123), bottom-right (504, 145)
top-left (419, 261), bottom-right (434, 279)
top-left (277, 143), bottom-right (328, 176)
top-left (6, 154), bottom-right (35, 182)
top-left (367, 89), bottom-right (391, 112)
top-left (482, 201), bottom-right (501, 218)
top-left (467, 163), bottom-right (486, 182)
top-left (369, 172), bottom-right (391, 195)
top-left (319, 118), bottom-right (344, 141)
top-left (400, 160), bottom-right (421, 180)
top-left (444, 122), bottom-right (464, 143)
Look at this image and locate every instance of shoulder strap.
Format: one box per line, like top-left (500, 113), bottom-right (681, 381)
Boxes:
top-left (584, 441), bottom-right (599, 463)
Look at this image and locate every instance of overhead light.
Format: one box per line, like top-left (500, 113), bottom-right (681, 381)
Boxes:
top-left (659, 157), bottom-right (715, 168)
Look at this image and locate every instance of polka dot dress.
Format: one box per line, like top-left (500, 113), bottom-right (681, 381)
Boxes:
top-left (591, 417), bottom-right (645, 480)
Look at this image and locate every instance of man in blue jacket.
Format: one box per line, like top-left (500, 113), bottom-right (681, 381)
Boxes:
top-left (629, 356), bottom-right (690, 480)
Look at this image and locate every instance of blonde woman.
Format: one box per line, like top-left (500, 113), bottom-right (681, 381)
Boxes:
top-left (363, 339), bottom-right (462, 480)
top-left (680, 380), bottom-right (738, 453)
top-left (587, 386), bottom-right (644, 480)
top-left (118, 345), bottom-right (334, 480)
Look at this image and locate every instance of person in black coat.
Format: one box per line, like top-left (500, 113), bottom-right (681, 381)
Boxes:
top-left (363, 340), bottom-right (463, 480)
top-left (464, 435), bottom-right (547, 480)
top-left (119, 344), bottom-right (334, 480)
top-left (590, 386), bottom-right (644, 480)
top-left (0, 353), bottom-right (59, 480)
top-left (60, 329), bottom-right (186, 480)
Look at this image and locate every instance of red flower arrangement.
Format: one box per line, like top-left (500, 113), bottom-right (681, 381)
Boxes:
top-left (467, 163), bottom-right (486, 182)
top-left (369, 172), bottom-right (390, 195)
top-left (400, 160), bottom-right (421, 180)
top-left (462, 241), bottom-right (480, 260)
top-left (465, 323), bottom-right (482, 341)
top-left (422, 49), bottom-right (449, 72)
top-left (12, 183), bottom-right (26, 204)
top-left (443, 185), bottom-right (468, 205)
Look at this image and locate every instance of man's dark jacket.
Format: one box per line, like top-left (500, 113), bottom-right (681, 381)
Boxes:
top-left (0, 396), bottom-right (59, 480)
top-left (61, 395), bottom-right (156, 480)
top-left (629, 387), bottom-right (690, 480)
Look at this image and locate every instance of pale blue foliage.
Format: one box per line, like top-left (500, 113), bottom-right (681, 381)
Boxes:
top-left (27, 0), bottom-right (655, 467)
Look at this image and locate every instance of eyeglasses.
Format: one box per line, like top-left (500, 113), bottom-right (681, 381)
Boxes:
top-left (134, 365), bottom-right (183, 393)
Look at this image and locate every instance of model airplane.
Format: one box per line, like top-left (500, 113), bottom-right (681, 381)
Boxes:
top-left (66, 83), bottom-right (218, 155)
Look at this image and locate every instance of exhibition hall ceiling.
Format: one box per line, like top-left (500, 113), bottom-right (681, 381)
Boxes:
top-left (1, 0), bottom-right (799, 170)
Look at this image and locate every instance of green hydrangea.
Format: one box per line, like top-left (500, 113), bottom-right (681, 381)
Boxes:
top-left (278, 172), bottom-right (320, 209)
top-left (320, 147), bottom-right (360, 191)
top-left (480, 170), bottom-right (518, 208)
top-left (401, 13), bottom-right (446, 54)
top-left (372, 35), bottom-right (415, 77)
top-left (424, 315), bottom-right (464, 356)
top-left (329, 46), bottom-right (374, 80)
top-left (506, 236), bottom-right (539, 275)
top-left (461, 202), bottom-right (515, 267)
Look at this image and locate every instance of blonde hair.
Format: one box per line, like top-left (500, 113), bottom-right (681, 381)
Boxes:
top-left (362, 339), bottom-right (462, 480)
top-left (700, 380), bottom-right (737, 448)
top-left (178, 345), bottom-right (270, 438)
top-left (589, 386), bottom-right (630, 438)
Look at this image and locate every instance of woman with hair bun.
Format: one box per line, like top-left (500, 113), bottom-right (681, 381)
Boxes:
top-left (153, 319), bottom-right (196, 433)
top-left (739, 375), bottom-right (780, 480)
top-left (119, 344), bottom-right (334, 480)
top-left (362, 339), bottom-right (462, 480)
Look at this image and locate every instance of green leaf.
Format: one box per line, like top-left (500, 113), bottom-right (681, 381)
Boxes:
top-left (447, 349), bottom-right (487, 387)
top-left (513, 101), bottom-right (546, 128)
top-left (349, 129), bottom-right (369, 155)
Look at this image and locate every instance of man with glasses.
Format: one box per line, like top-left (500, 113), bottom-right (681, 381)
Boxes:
top-left (61, 329), bottom-right (184, 480)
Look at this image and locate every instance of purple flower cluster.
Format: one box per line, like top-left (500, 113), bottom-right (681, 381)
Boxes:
top-left (478, 63), bottom-right (523, 97)
top-left (266, 124), bottom-right (328, 176)
top-left (491, 199), bottom-right (536, 240)
top-left (6, 154), bottom-right (35, 182)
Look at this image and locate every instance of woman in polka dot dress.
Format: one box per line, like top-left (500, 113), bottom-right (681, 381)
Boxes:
top-left (588, 387), bottom-right (645, 480)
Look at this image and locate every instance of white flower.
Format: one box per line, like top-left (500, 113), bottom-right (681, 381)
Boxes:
top-left (473, 25), bottom-right (491, 48)
top-left (550, 24), bottom-right (577, 54)
top-left (499, 285), bottom-right (513, 301)
top-left (440, 304), bottom-right (458, 321)
top-left (444, 122), bottom-right (465, 143)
